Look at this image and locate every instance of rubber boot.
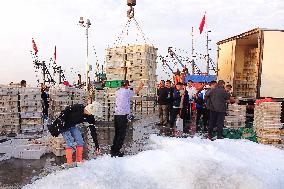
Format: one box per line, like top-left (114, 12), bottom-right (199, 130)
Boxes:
top-left (65, 148), bottom-right (73, 165)
top-left (76, 146), bottom-right (83, 163)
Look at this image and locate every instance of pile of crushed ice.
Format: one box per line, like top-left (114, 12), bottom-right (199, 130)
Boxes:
top-left (24, 135), bottom-right (284, 189)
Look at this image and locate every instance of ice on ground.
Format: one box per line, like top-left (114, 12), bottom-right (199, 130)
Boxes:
top-left (23, 135), bottom-right (284, 189)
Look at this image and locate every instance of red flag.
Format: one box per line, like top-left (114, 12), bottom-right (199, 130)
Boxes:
top-left (199, 14), bottom-right (206, 34)
top-left (32, 38), bottom-right (38, 55)
top-left (54, 46), bottom-right (56, 64)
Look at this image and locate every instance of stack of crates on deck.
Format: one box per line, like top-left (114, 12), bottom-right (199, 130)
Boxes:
top-left (254, 102), bottom-right (283, 145)
top-left (235, 48), bottom-right (259, 98)
top-left (103, 44), bottom-right (157, 119)
top-left (94, 89), bottom-right (109, 121)
top-left (224, 104), bottom-right (246, 128)
top-left (105, 44), bottom-right (157, 97)
top-left (49, 85), bottom-right (86, 120)
top-left (19, 88), bottom-right (43, 133)
top-left (105, 88), bottom-right (117, 121)
top-left (70, 87), bottom-right (86, 105)
top-left (49, 86), bottom-right (73, 119)
top-left (0, 86), bottom-right (20, 135)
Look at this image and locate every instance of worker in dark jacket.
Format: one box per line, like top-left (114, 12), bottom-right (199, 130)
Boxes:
top-left (49, 102), bottom-right (101, 165)
top-left (205, 80), bottom-right (230, 139)
top-left (170, 82), bottom-right (189, 133)
top-left (195, 86), bottom-right (208, 132)
top-left (157, 80), bottom-right (172, 125)
top-left (41, 85), bottom-right (49, 120)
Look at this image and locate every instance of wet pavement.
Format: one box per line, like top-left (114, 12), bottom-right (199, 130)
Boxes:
top-left (0, 115), bottom-right (160, 189)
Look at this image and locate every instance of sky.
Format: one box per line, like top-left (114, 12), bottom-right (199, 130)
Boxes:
top-left (0, 0), bottom-right (283, 86)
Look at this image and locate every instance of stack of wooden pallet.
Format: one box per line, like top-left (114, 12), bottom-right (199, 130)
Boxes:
top-left (254, 102), bottom-right (283, 145)
top-left (224, 104), bottom-right (246, 129)
top-left (19, 88), bottom-right (43, 133)
top-left (0, 86), bottom-right (20, 135)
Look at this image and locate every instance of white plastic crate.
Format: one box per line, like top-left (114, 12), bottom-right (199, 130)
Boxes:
top-left (13, 145), bottom-right (47, 159)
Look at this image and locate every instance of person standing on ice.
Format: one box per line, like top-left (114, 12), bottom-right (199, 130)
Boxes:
top-left (170, 82), bottom-right (189, 133)
top-left (205, 80), bottom-right (230, 139)
top-left (48, 102), bottom-right (102, 166)
top-left (111, 80), bottom-right (144, 157)
top-left (157, 80), bottom-right (171, 126)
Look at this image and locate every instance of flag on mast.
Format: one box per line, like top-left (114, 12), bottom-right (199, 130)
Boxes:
top-left (54, 46), bottom-right (57, 64)
top-left (32, 38), bottom-right (38, 55)
top-left (199, 13), bottom-right (206, 34)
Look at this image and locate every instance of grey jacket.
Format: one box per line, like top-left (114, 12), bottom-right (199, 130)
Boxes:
top-left (205, 86), bottom-right (230, 113)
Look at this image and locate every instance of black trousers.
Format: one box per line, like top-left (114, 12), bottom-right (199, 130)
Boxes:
top-left (170, 107), bottom-right (189, 133)
top-left (196, 108), bottom-right (208, 130)
top-left (209, 111), bottom-right (226, 138)
top-left (111, 115), bottom-right (128, 154)
top-left (43, 104), bottom-right (49, 117)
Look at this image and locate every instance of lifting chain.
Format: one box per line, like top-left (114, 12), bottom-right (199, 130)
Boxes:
top-left (113, 17), bottom-right (150, 46)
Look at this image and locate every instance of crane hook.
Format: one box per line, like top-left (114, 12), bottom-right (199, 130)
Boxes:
top-left (127, 6), bottom-right (135, 19)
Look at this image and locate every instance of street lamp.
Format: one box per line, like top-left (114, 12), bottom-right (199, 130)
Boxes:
top-left (79, 17), bottom-right (91, 90)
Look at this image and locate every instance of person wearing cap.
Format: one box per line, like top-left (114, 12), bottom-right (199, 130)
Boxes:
top-left (48, 102), bottom-right (102, 165)
top-left (111, 80), bottom-right (144, 157)
top-left (205, 80), bottom-right (230, 139)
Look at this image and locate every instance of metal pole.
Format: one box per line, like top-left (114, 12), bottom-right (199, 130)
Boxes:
top-left (206, 31), bottom-right (210, 75)
top-left (191, 27), bottom-right (195, 75)
top-left (42, 61), bottom-right (46, 85)
top-left (86, 26), bottom-right (89, 89)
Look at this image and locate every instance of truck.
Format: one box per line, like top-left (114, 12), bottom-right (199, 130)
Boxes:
top-left (216, 28), bottom-right (284, 99)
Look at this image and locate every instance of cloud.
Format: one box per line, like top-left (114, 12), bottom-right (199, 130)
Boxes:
top-left (0, 0), bottom-right (283, 85)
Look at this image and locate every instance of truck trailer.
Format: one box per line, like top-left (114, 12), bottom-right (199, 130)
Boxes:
top-left (216, 28), bottom-right (284, 99)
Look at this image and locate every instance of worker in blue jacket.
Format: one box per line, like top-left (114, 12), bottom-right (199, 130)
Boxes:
top-left (195, 86), bottom-right (209, 132)
top-left (170, 82), bottom-right (189, 133)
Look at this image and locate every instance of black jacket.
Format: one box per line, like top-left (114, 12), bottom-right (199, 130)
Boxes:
top-left (205, 86), bottom-right (230, 113)
top-left (49, 104), bottom-right (99, 149)
top-left (173, 89), bottom-right (189, 108)
top-left (41, 91), bottom-right (49, 108)
top-left (157, 87), bottom-right (172, 105)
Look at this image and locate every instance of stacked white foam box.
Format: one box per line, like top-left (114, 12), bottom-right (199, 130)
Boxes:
top-left (49, 86), bottom-right (72, 120)
top-left (254, 102), bottom-right (283, 145)
top-left (105, 44), bottom-right (157, 98)
top-left (105, 88), bottom-right (117, 122)
top-left (224, 104), bottom-right (246, 128)
top-left (49, 85), bottom-right (86, 119)
top-left (0, 139), bottom-right (48, 159)
top-left (0, 86), bottom-right (20, 135)
top-left (94, 89), bottom-right (109, 121)
top-left (19, 88), bottom-right (43, 133)
top-left (235, 48), bottom-right (259, 98)
top-left (69, 87), bottom-right (86, 105)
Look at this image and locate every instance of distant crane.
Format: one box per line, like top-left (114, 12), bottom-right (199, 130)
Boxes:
top-left (168, 47), bottom-right (185, 68)
top-left (159, 55), bottom-right (174, 74)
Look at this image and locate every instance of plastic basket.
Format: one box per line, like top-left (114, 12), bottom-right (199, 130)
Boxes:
top-left (105, 80), bottom-right (123, 88)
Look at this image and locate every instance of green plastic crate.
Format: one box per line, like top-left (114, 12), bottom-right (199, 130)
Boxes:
top-left (105, 80), bottom-right (123, 88)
